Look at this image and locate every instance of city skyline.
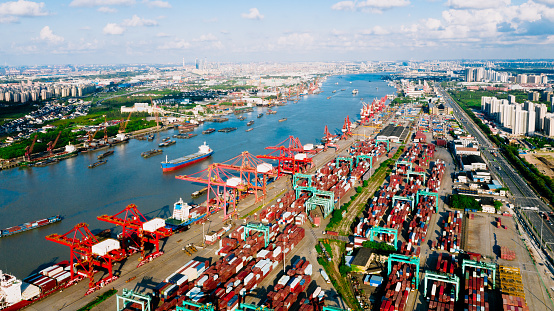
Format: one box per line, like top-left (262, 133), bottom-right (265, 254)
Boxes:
top-left (2, 0), bottom-right (554, 65)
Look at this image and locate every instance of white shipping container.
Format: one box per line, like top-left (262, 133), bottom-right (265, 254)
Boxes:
top-left (142, 218), bottom-right (165, 232)
top-left (92, 238), bottom-right (120, 256)
top-left (305, 264), bottom-right (313, 276)
top-left (312, 286), bottom-right (321, 299)
top-left (21, 283), bottom-right (40, 300)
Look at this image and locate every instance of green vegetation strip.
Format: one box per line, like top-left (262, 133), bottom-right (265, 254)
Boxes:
top-left (77, 288), bottom-right (117, 311)
top-left (317, 240), bottom-right (362, 311)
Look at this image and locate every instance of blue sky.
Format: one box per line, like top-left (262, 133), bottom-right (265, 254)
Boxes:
top-left (1, 0), bottom-right (554, 65)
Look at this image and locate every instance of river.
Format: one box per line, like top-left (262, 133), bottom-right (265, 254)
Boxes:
top-left (0, 73), bottom-right (395, 278)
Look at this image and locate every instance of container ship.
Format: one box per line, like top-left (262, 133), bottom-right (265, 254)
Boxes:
top-left (0, 215), bottom-right (62, 238)
top-left (161, 142), bottom-right (213, 172)
top-left (164, 198), bottom-right (207, 232)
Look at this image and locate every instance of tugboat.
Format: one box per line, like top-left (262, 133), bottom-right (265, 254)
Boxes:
top-left (257, 113), bottom-right (263, 118)
top-left (246, 120), bottom-right (254, 126)
top-left (279, 118), bottom-right (287, 122)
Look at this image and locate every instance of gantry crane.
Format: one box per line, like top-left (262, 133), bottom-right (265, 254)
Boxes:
top-left (97, 204), bottom-right (172, 265)
top-left (45, 223), bottom-right (126, 292)
top-left (257, 136), bottom-right (315, 177)
top-left (46, 130), bottom-right (62, 155)
top-left (176, 152), bottom-right (275, 220)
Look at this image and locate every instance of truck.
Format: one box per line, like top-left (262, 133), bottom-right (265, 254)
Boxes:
top-left (320, 269), bottom-right (331, 284)
top-left (324, 230), bottom-right (338, 236)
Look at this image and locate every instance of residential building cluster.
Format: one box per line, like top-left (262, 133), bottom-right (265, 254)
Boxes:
top-left (0, 83), bottom-right (96, 103)
top-left (481, 96), bottom-right (554, 136)
top-left (465, 67), bottom-right (548, 85)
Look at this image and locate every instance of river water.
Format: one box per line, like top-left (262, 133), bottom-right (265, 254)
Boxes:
top-left (0, 73), bottom-right (395, 278)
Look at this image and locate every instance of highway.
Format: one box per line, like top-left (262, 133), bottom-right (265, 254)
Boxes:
top-left (436, 85), bottom-right (554, 260)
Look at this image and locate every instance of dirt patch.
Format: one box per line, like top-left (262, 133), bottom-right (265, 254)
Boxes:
top-left (522, 153), bottom-right (554, 179)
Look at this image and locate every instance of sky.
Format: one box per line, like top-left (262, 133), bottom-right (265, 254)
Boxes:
top-left (2, 0), bottom-right (554, 65)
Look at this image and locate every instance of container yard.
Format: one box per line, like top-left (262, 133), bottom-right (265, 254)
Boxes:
top-left (5, 97), bottom-right (554, 311)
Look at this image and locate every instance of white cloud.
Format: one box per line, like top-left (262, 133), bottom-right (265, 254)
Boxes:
top-left (159, 39), bottom-right (190, 49)
top-left (194, 33), bottom-right (217, 42)
top-left (103, 22), bottom-right (125, 34)
top-left (97, 6), bottom-right (117, 13)
top-left (277, 33), bottom-right (314, 47)
top-left (143, 0), bottom-right (171, 8)
top-left (331, 1), bottom-right (356, 11)
top-left (38, 26), bottom-right (64, 44)
top-left (0, 0), bottom-right (48, 23)
top-left (204, 17), bottom-right (218, 23)
top-left (69, 0), bottom-right (135, 7)
top-left (425, 18), bottom-right (442, 30)
top-left (122, 14), bottom-right (157, 26)
top-left (156, 32), bottom-right (169, 37)
top-left (331, 0), bottom-right (409, 11)
top-left (361, 25), bottom-right (389, 35)
top-left (241, 8), bottom-right (264, 20)
top-left (447, 0), bottom-right (510, 9)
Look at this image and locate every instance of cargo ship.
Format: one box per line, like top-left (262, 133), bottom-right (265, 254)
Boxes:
top-left (202, 128), bottom-right (215, 134)
top-left (218, 127), bottom-right (237, 133)
top-left (267, 109), bottom-right (277, 114)
top-left (0, 215), bottom-right (62, 238)
top-left (164, 198), bottom-right (207, 232)
top-left (0, 261), bottom-right (74, 311)
top-left (161, 142), bottom-right (213, 172)
top-left (159, 140), bottom-right (176, 147)
top-left (88, 160), bottom-right (107, 168)
top-left (97, 150), bottom-right (114, 160)
top-left (141, 149), bottom-right (163, 158)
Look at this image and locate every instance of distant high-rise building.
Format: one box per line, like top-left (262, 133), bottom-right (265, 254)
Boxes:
top-left (517, 74), bottom-right (528, 84)
top-left (528, 91), bottom-right (540, 102)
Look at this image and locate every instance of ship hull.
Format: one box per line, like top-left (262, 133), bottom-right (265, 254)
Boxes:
top-left (161, 151), bottom-right (213, 172)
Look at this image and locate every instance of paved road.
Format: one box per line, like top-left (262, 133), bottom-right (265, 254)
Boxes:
top-left (436, 85), bottom-right (554, 258)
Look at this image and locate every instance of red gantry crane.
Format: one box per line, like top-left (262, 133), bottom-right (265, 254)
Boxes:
top-left (97, 204), bottom-right (172, 266)
top-left (176, 152), bottom-right (276, 220)
top-left (341, 116), bottom-right (352, 138)
top-left (257, 135), bottom-right (315, 177)
top-left (46, 130), bottom-right (62, 155)
top-left (45, 223), bottom-right (126, 294)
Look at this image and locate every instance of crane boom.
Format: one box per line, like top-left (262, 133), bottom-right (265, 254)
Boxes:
top-left (47, 130), bottom-right (62, 155)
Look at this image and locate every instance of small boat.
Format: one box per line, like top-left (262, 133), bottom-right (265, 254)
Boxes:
top-left (147, 134), bottom-right (155, 141)
top-left (352, 89), bottom-right (359, 95)
top-left (237, 116), bottom-right (246, 121)
top-left (88, 160), bottom-right (107, 168)
top-left (202, 128), bottom-right (216, 134)
top-left (332, 90), bottom-right (336, 93)
top-left (327, 96), bottom-right (331, 99)
top-left (191, 187), bottom-right (209, 198)
top-left (341, 89), bottom-right (346, 91)
top-left (218, 127), bottom-right (237, 133)
top-left (279, 118), bottom-right (287, 122)
top-left (247, 120), bottom-right (254, 126)
top-left (141, 149), bottom-right (163, 158)
top-left (246, 128), bottom-right (254, 132)
top-left (159, 140), bottom-right (176, 147)
top-left (257, 113), bottom-right (263, 118)
top-left (97, 150), bottom-right (114, 159)
top-left (267, 109), bottom-right (277, 114)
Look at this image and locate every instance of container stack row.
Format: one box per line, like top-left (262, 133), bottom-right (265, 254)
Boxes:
top-left (21, 261), bottom-right (72, 301)
top-left (463, 267), bottom-right (491, 311)
top-left (154, 223), bottom-right (307, 311)
top-left (500, 247), bottom-right (516, 261)
top-left (379, 263), bottom-right (414, 311)
top-left (435, 211), bottom-right (462, 253)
